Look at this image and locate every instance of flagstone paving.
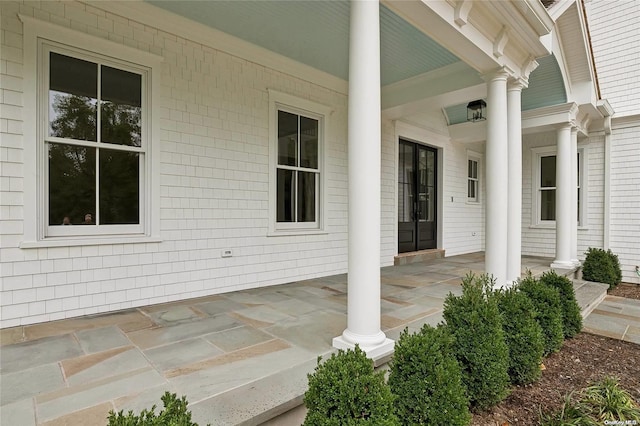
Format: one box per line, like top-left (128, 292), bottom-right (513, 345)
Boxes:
top-left (0, 253), bottom-right (632, 425)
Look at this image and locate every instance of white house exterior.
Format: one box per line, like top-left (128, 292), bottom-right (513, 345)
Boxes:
top-left (0, 0), bottom-right (636, 355)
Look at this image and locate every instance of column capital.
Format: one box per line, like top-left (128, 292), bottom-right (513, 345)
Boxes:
top-left (482, 66), bottom-right (514, 83)
top-left (508, 77), bottom-right (528, 91)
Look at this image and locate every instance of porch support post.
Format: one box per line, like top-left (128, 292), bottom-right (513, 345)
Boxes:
top-left (333, 0), bottom-right (393, 359)
top-left (506, 79), bottom-right (526, 284)
top-left (570, 128), bottom-right (580, 266)
top-left (484, 69), bottom-right (510, 286)
top-left (551, 124), bottom-right (574, 269)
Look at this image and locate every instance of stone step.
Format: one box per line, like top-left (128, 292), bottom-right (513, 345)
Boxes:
top-left (573, 279), bottom-right (609, 318)
top-left (394, 249), bottom-right (445, 266)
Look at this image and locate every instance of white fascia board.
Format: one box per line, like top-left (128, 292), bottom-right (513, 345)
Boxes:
top-left (448, 121), bottom-right (487, 143)
top-left (522, 102), bottom-right (580, 132)
top-left (84, 1), bottom-right (348, 95)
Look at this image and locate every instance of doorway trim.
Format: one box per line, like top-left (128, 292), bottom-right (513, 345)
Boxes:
top-left (394, 121), bottom-right (446, 254)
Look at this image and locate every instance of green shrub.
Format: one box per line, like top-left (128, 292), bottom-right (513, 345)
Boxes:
top-left (495, 286), bottom-right (544, 385)
top-left (519, 275), bottom-right (564, 356)
top-left (107, 392), bottom-right (203, 426)
top-left (540, 271), bottom-right (583, 338)
top-left (388, 325), bottom-right (470, 425)
top-left (443, 273), bottom-right (510, 411)
top-left (303, 345), bottom-right (399, 426)
top-left (582, 248), bottom-right (622, 289)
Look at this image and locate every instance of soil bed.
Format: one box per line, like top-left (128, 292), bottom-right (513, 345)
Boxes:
top-left (471, 332), bottom-right (640, 425)
top-left (609, 282), bottom-right (640, 300)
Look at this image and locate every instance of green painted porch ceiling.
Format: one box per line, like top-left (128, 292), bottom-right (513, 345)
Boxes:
top-left (146, 1), bottom-right (460, 86)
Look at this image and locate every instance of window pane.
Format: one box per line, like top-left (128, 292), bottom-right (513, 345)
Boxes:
top-left (49, 52), bottom-right (97, 141)
top-left (468, 159), bottom-right (478, 179)
top-left (277, 169), bottom-right (294, 222)
top-left (297, 171), bottom-right (316, 222)
top-left (99, 149), bottom-right (140, 224)
top-left (278, 111), bottom-right (297, 166)
top-left (541, 189), bottom-right (556, 221)
top-left (49, 144), bottom-right (96, 225)
top-left (540, 155), bottom-right (556, 188)
top-left (101, 66), bottom-right (142, 147)
top-left (300, 116), bottom-right (318, 169)
top-left (468, 180), bottom-right (476, 199)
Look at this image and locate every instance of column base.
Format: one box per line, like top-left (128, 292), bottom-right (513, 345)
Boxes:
top-left (571, 259), bottom-right (581, 267)
top-left (332, 334), bottom-right (395, 363)
top-left (551, 260), bottom-right (575, 270)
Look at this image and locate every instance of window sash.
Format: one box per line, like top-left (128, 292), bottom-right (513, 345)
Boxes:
top-left (42, 44), bottom-right (148, 237)
top-left (535, 151), bottom-right (583, 225)
top-left (467, 158), bottom-right (479, 201)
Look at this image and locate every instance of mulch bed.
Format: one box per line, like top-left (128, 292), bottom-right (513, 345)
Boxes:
top-left (609, 282), bottom-right (640, 300)
top-left (471, 285), bottom-right (640, 426)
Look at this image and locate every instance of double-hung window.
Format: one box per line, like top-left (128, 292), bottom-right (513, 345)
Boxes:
top-left (269, 90), bottom-right (329, 234)
top-left (44, 48), bottom-right (146, 236)
top-left (467, 157), bottom-right (479, 202)
top-left (532, 147), bottom-right (585, 226)
top-left (20, 15), bottom-right (161, 245)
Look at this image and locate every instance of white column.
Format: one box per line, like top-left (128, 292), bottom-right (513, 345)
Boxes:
top-left (551, 124), bottom-right (574, 269)
top-left (333, 0), bottom-right (393, 360)
top-left (506, 79), bottom-right (526, 284)
top-left (570, 128), bottom-right (580, 266)
top-left (484, 69), bottom-right (510, 286)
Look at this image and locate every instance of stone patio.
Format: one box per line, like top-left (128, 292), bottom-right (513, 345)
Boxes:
top-left (0, 252), bottom-right (623, 426)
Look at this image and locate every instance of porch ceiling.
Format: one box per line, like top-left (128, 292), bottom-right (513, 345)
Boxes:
top-left (145, 1), bottom-right (461, 86)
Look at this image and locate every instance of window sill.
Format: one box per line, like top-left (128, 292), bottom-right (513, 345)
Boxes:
top-left (528, 224), bottom-right (589, 231)
top-left (20, 235), bottom-right (163, 249)
top-left (267, 229), bottom-right (329, 237)
top-left (466, 200), bottom-right (481, 205)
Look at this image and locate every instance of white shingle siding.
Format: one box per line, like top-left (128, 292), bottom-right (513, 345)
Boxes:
top-left (0, 1), bottom-right (353, 327)
top-left (609, 121), bottom-right (640, 284)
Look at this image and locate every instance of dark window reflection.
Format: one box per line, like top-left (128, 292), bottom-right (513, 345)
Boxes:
top-left (278, 111), bottom-right (297, 166)
top-left (300, 116), bottom-right (318, 169)
top-left (101, 66), bottom-right (142, 146)
top-left (99, 149), bottom-right (140, 224)
top-left (277, 169), bottom-right (294, 222)
top-left (49, 144), bottom-right (96, 225)
top-left (297, 171), bottom-right (316, 222)
top-left (49, 53), bottom-right (98, 141)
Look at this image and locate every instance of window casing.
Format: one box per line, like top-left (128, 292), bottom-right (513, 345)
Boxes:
top-left (467, 157), bottom-right (479, 202)
top-left (268, 90), bottom-right (329, 234)
top-left (19, 15), bottom-right (161, 246)
top-left (532, 147), bottom-right (585, 227)
top-left (43, 46), bottom-right (148, 237)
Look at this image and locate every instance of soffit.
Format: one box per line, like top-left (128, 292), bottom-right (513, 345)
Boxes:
top-left (145, 1), bottom-right (460, 86)
top-left (556, 2), bottom-right (592, 83)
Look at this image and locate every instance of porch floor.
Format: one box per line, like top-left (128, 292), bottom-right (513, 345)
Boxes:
top-left (0, 253), bottom-right (621, 426)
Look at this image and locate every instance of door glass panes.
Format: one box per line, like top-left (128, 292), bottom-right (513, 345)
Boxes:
top-left (297, 172), bottom-right (316, 222)
top-left (418, 149), bottom-right (427, 221)
top-left (101, 66), bottom-right (142, 147)
top-left (398, 143), bottom-right (414, 222)
top-left (426, 150), bottom-right (435, 222)
top-left (48, 144), bottom-right (96, 225)
top-left (99, 150), bottom-right (140, 224)
top-left (49, 52), bottom-right (98, 141)
top-left (300, 117), bottom-right (318, 169)
top-left (277, 111), bottom-right (297, 166)
top-left (277, 169), bottom-right (294, 222)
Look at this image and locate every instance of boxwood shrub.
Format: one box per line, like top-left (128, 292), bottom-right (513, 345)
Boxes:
top-left (107, 392), bottom-right (203, 426)
top-left (303, 345), bottom-right (399, 425)
top-left (582, 247), bottom-right (622, 289)
top-left (539, 270), bottom-right (583, 338)
top-left (495, 286), bottom-right (545, 385)
top-left (518, 275), bottom-right (564, 356)
top-left (443, 273), bottom-right (510, 411)
top-left (389, 324), bottom-right (470, 425)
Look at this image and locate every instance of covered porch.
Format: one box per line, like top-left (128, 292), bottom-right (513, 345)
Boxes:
top-left (1, 253), bottom-right (600, 426)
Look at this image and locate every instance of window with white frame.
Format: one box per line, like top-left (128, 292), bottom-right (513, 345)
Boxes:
top-left (467, 156), bottom-right (480, 202)
top-left (42, 46), bottom-right (148, 236)
top-left (533, 148), bottom-right (584, 226)
top-left (269, 91), bottom-right (328, 233)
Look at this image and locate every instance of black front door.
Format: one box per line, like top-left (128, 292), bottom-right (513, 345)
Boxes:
top-left (398, 140), bottom-right (437, 253)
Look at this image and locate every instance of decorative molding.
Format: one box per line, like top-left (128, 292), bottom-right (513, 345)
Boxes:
top-left (521, 56), bottom-right (539, 80)
top-left (493, 26), bottom-right (509, 59)
top-left (454, 0), bottom-right (473, 27)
